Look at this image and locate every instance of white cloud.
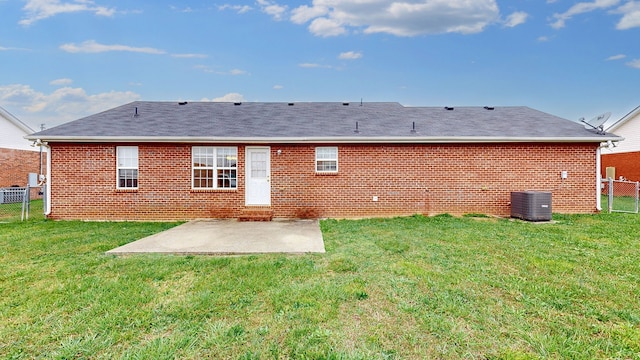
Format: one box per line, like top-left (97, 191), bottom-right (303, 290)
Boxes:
top-left (20, 0), bottom-right (116, 26)
top-left (1, 45), bottom-right (30, 51)
top-left (229, 69), bottom-right (248, 75)
top-left (172, 53), bottom-right (208, 59)
top-left (338, 51), bottom-right (362, 60)
top-left (291, 0), bottom-right (500, 37)
top-left (257, 0), bottom-right (287, 21)
top-left (537, 35), bottom-right (551, 42)
top-left (550, 0), bottom-right (620, 29)
top-left (60, 40), bottom-right (207, 59)
top-left (504, 11), bottom-right (528, 27)
top-left (291, 4), bottom-right (328, 24)
top-left (309, 17), bottom-right (347, 37)
top-left (273, 85), bottom-right (283, 90)
top-left (606, 54), bottom-right (626, 60)
top-left (194, 65), bottom-right (215, 73)
top-left (626, 59), bottom-right (640, 68)
top-left (613, 1), bottom-right (640, 29)
top-left (60, 40), bottom-right (166, 54)
top-left (170, 6), bottom-right (193, 13)
top-left (50, 78), bottom-right (73, 86)
top-left (193, 65), bottom-right (248, 75)
top-left (218, 4), bottom-right (252, 14)
top-left (0, 83), bottom-right (140, 127)
top-left (202, 93), bottom-right (246, 102)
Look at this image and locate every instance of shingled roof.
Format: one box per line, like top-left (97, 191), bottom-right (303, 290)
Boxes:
top-left (27, 101), bottom-right (620, 143)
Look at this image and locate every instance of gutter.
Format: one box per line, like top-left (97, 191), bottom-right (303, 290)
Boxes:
top-left (24, 135), bottom-right (624, 144)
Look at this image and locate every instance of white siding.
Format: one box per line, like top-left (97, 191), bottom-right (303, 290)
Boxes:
top-left (0, 111), bottom-right (36, 151)
top-left (607, 111), bottom-right (640, 154)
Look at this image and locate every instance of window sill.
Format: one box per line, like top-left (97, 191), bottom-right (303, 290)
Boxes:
top-left (116, 188), bottom-right (138, 192)
top-left (191, 188), bottom-right (238, 192)
top-left (315, 172), bottom-right (338, 176)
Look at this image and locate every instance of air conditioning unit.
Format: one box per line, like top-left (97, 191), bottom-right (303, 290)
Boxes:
top-left (510, 191), bottom-right (552, 221)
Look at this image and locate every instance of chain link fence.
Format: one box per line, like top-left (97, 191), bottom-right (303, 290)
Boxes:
top-left (602, 179), bottom-right (639, 213)
top-left (0, 186), bottom-right (44, 222)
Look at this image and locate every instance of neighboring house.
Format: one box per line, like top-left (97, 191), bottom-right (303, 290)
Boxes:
top-left (601, 105), bottom-right (640, 181)
top-left (0, 106), bottom-right (42, 188)
top-left (26, 101), bottom-right (620, 221)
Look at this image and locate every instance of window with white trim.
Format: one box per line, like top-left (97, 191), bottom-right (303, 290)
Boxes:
top-left (117, 146), bottom-right (138, 189)
top-left (192, 146), bottom-right (237, 189)
top-left (316, 146), bottom-right (338, 173)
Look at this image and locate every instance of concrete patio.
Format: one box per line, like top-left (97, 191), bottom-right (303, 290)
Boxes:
top-left (106, 219), bottom-right (325, 255)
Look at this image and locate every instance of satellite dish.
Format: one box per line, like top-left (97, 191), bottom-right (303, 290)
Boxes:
top-left (581, 112), bottom-right (611, 134)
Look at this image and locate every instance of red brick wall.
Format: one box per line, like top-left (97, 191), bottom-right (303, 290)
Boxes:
top-left (47, 142), bottom-right (598, 220)
top-left (601, 152), bottom-right (640, 181)
top-left (0, 147), bottom-right (43, 187)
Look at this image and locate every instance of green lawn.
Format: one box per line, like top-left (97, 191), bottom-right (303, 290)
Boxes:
top-left (602, 194), bottom-right (639, 213)
top-left (0, 199), bottom-right (45, 222)
top-left (1, 214), bottom-right (639, 359)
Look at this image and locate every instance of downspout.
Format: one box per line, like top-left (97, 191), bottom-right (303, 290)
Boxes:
top-left (596, 146), bottom-right (602, 211)
top-left (44, 142), bottom-right (51, 216)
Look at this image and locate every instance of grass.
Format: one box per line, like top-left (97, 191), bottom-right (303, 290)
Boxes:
top-left (603, 194), bottom-right (638, 213)
top-left (1, 214), bottom-right (639, 359)
top-left (0, 199), bottom-right (45, 222)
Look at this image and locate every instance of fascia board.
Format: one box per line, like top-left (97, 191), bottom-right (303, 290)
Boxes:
top-left (606, 105), bottom-right (640, 132)
top-left (24, 135), bottom-right (623, 143)
top-left (0, 107), bottom-right (35, 134)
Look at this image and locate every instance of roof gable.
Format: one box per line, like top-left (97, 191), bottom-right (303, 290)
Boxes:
top-left (606, 105), bottom-right (640, 133)
top-left (28, 101), bottom-right (619, 143)
top-left (603, 105), bottom-right (640, 153)
top-left (0, 106), bottom-right (34, 135)
top-left (1, 106), bottom-right (37, 151)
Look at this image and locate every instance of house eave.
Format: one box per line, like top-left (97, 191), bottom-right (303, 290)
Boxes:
top-left (24, 135), bottom-right (622, 144)
top-left (1, 106), bottom-right (35, 134)
top-left (606, 105), bottom-right (640, 132)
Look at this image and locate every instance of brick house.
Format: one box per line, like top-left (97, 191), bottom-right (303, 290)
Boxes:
top-left (601, 105), bottom-right (640, 181)
top-left (0, 106), bottom-right (43, 188)
top-left (27, 101), bottom-right (620, 220)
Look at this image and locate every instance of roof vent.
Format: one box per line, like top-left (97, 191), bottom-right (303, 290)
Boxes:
top-left (484, 106), bottom-right (495, 110)
top-left (234, 102), bottom-right (242, 106)
top-left (288, 103), bottom-right (294, 106)
top-left (133, 107), bottom-right (139, 117)
top-left (444, 106), bottom-right (454, 110)
top-left (178, 101), bottom-right (188, 105)
top-left (342, 102), bottom-right (349, 106)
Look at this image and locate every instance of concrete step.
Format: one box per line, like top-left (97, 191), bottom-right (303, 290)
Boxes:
top-left (238, 208), bottom-right (273, 221)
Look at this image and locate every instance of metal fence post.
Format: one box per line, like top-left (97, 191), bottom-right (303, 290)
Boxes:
top-left (21, 185), bottom-right (30, 221)
top-left (42, 182), bottom-right (47, 217)
top-left (636, 181), bottom-right (639, 214)
top-left (608, 178), bottom-right (613, 213)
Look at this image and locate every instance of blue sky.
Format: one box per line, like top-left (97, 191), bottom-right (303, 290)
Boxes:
top-left (1, 0), bottom-right (639, 129)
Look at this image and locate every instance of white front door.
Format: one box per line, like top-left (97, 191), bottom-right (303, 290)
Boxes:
top-left (245, 147), bottom-right (271, 206)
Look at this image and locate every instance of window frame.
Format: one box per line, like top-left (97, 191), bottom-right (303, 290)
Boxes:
top-left (192, 146), bottom-right (238, 190)
top-left (315, 146), bottom-right (338, 173)
top-left (116, 146), bottom-right (139, 189)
